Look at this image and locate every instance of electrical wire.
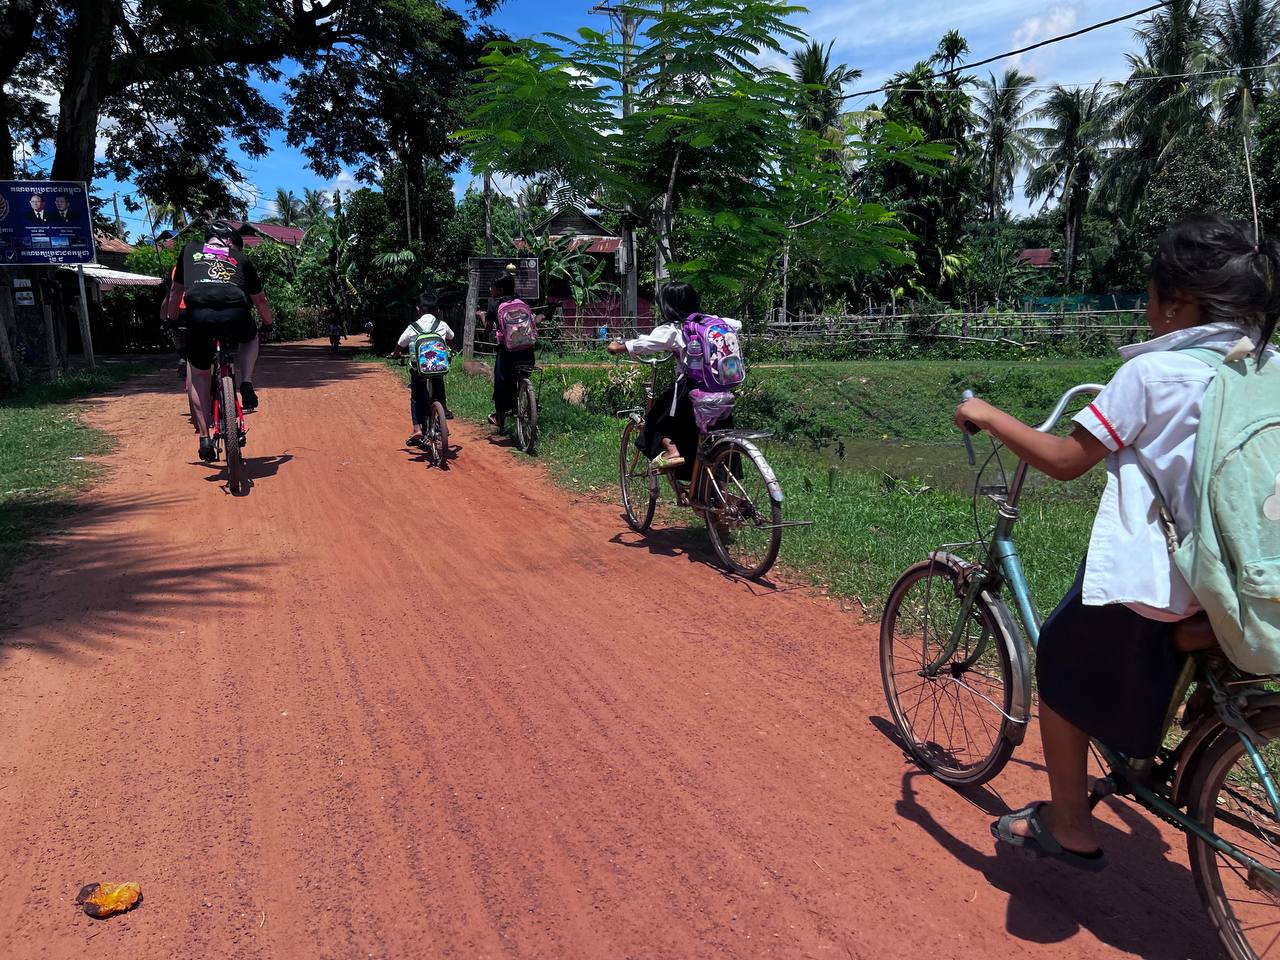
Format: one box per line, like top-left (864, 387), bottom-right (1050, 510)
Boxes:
top-left (839, 0), bottom-right (1176, 102)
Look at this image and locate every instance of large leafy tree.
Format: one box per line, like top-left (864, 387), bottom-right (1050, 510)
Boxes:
top-left (0, 0), bottom-right (499, 217)
top-left (974, 69), bottom-right (1038, 221)
top-left (461, 0), bottom-right (939, 307)
top-left (1206, 0), bottom-right (1280, 132)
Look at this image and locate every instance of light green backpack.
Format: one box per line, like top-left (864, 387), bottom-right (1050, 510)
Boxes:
top-left (1172, 346), bottom-right (1280, 674)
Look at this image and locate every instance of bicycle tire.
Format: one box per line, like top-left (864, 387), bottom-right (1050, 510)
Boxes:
top-left (430, 401), bottom-right (449, 469)
top-left (879, 559), bottom-right (1024, 786)
top-left (620, 417), bottom-right (656, 532)
top-left (702, 440), bottom-right (783, 580)
top-left (1185, 707), bottom-right (1280, 960)
top-left (221, 374), bottom-right (244, 494)
top-left (516, 377), bottom-right (538, 454)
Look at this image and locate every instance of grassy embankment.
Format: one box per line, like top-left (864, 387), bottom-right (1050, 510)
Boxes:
top-left (383, 354), bottom-right (1121, 614)
top-left (0, 363), bottom-right (161, 582)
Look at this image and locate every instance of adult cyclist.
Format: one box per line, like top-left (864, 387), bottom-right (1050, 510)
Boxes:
top-left (163, 220), bottom-right (275, 462)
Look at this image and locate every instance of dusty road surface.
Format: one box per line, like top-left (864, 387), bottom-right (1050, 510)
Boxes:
top-left (1, 342), bottom-right (1221, 959)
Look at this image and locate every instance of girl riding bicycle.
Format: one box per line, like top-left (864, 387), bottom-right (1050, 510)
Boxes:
top-left (956, 215), bottom-right (1280, 870)
top-left (607, 282), bottom-right (740, 478)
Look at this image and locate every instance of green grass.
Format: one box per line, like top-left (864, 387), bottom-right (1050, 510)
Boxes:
top-left (379, 354), bottom-right (1109, 615)
top-left (0, 362), bottom-right (162, 582)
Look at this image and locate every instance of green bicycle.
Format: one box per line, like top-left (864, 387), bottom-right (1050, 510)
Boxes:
top-left (879, 383), bottom-right (1280, 960)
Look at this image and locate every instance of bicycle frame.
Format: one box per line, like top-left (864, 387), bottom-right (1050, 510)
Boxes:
top-left (926, 382), bottom-right (1280, 887)
top-left (210, 341), bottom-right (244, 447)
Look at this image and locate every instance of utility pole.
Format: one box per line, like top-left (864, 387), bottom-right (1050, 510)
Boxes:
top-left (483, 171), bottom-right (494, 256)
top-left (592, 3), bottom-right (644, 324)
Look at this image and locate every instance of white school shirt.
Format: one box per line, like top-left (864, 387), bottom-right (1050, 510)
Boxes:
top-left (397, 314), bottom-right (455, 349)
top-left (1073, 322), bottom-right (1266, 620)
top-left (623, 317), bottom-right (744, 360)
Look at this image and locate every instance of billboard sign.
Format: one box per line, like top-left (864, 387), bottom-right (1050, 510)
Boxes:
top-left (0, 180), bottom-right (97, 266)
top-left (468, 256), bottom-right (540, 301)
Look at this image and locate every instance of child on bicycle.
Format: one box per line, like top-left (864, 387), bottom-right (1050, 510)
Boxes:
top-left (606, 282), bottom-right (740, 478)
top-left (479, 271), bottom-right (534, 434)
top-left (957, 215), bottom-right (1280, 871)
top-left (393, 293), bottom-right (454, 446)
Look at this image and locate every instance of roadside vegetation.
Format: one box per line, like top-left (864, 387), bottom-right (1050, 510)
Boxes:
top-left (0, 363), bottom-right (160, 582)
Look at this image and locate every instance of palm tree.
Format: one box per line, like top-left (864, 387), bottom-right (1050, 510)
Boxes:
top-left (269, 188), bottom-right (303, 227)
top-left (1028, 83), bottom-right (1115, 288)
top-left (298, 187), bottom-right (332, 227)
top-left (1207, 0), bottom-right (1280, 132)
top-left (790, 40), bottom-right (862, 142)
top-left (974, 68), bottom-right (1038, 220)
top-left (1101, 0), bottom-right (1211, 220)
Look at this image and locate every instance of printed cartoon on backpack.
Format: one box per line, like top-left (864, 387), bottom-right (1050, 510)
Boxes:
top-left (496, 299), bottom-right (538, 351)
top-left (410, 320), bottom-right (450, 375)
top-left (682, 314), bottom-right (745, 393)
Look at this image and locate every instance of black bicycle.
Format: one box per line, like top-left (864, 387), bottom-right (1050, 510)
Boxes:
top-left (210, 339), bottom-right (246, 494)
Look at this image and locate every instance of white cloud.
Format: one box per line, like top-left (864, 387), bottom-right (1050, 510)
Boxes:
top-left (329, 169), bottom-right (358, 196)
top-left (1010, 5), bottom-right (1080, 77)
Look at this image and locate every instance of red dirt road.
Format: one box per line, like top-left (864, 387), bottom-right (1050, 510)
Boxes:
top-left (1, 343), bottom-right (1219, 959)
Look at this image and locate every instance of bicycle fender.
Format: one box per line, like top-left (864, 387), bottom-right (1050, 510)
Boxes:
top-left (1171, 692), bottom-right (1280, 806)
top-left (731, 438), bottom-right (784, 504)
top-left (982, 593), bottom-right (1032, 747)
top-left (916, 551), bottom-right (1032, 746)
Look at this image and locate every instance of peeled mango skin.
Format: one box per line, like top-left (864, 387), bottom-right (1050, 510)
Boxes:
top-left (75, 882), bottom-right (142, 919)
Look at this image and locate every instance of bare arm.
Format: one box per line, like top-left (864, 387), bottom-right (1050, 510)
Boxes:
top-left (163, 283), bottom-right (184, 321)
top-left (249, 291), bottom-right (274, 326)
top-left (956, 398), bottom-right (1109, 482)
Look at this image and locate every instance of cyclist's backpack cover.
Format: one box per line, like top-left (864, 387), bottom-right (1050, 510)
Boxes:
top-left (496, 299), bottom-right (538, 351)
top-left (682, 314), bottom-right (745, 392)
top-left (409, 318), bottom-right (449, 375)
top-left (181, 242), bottom-right (250, 309)
top-left (1171, 346), bottom-right (1280, 674)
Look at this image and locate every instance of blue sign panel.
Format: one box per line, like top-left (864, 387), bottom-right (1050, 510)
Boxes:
top-left (0, 180), bottom-right (97, 266)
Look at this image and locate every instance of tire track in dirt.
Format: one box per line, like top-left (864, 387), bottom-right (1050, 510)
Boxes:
top-left (0, 341), bottom-right (1222, 958)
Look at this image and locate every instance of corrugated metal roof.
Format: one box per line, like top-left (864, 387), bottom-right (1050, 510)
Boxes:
top-left (1018, 248), bottom-right (1055, 268)
top-left (60, 263), bottom-right (163, 288)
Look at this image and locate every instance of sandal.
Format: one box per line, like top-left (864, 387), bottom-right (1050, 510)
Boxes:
top-left (406, 432), bottom-right (424, 447)
top-left (651, 454), bottom-right (686, 472)
top-left (991, 802), bottom-right (1107, 872)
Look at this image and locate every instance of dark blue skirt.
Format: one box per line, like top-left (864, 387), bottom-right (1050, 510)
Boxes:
top-left (1036, 561), bottom-right (1186, 758)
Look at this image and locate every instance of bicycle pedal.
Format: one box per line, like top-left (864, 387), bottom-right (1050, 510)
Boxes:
top-left (1088, 777), bottom-right (1117, 809)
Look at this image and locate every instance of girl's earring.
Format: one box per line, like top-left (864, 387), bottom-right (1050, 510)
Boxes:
top-left (1166, 308), bottom-right (1177, 320)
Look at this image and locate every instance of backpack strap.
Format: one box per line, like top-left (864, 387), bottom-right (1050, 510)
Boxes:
top-left (411, 320), bottom-right (425, 336)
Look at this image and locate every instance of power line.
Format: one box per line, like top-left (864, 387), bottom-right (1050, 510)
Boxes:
top-left (839, 0), bottom-right (1175, 102)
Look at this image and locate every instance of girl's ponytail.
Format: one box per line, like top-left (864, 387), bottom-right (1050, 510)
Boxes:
top-left (1257, 237), bottom-right (1280, 355)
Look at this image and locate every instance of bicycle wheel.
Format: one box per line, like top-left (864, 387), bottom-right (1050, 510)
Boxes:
top-left (702, 440), bottom-right (783, 580)
top-left (430, 401), bottom-right (449, 469)
top-left (1186, 707), bottom-right (1280, 960)
top-left (879, 559), bottom-right (1023, 786)
top-left (619, 417), bottom-right (657, 532)
top-left (515, 377), bottom-right (538, 454)
top-left (221, 374), bottom-right (244, 494)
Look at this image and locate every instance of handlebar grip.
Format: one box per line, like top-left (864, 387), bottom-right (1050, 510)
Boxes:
top-left (960, 389), bottom-right (978, 466)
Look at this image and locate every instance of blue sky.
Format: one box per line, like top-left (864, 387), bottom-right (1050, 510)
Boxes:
top-left (83, 0), bottom-right (1140, 239)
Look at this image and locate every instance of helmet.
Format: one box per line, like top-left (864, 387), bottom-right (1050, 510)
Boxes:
top-left (206, 219), bottom-right (242, 247)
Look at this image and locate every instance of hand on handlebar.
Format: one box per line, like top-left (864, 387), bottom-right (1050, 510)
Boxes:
top-left (606, 340), bottom-right (628, 356)
top-left (955, 393), bottom-right (991, 436)
top-left (258, 323), bottom-right (274, 344)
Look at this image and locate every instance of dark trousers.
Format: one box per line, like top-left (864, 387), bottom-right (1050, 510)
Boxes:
top-left (410, 371), bottom-right (447, 426)
top-left (493, 346), bottom-right (535, 414)
top-left (642, 382), bottom-right (733, 482)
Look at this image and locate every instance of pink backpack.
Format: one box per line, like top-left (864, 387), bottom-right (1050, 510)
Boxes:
top-left (496, 299), bottom-right (538, 350)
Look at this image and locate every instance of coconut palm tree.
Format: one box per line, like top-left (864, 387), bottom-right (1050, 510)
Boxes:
top-left (1101, 0), bottom-right (1212, 220)
top-left (790, 40), bottom-right (862, 142)
top-left (1207, 0), bottom-right (1280, 132)
top-left (974, 68), bottom-right (1038, 220)
top-left (298, 188), bottom-right (332, 227)
top-left (269, 188), bottom-right (303, 227)
top-left (1028, 82), bottom-right (1115, 288)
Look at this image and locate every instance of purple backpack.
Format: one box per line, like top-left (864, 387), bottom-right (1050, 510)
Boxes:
top-left (681, 314), bottom-right (745, 392)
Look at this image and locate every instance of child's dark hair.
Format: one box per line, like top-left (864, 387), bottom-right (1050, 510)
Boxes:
top-left (657, 282), bottom-right (702, 326)
top-left (1150, 215), bottom-right (1280, 351)
top-left (416, 291), bottom-right (438, 312)
top-left (493, 273), bottom-right (516, 296)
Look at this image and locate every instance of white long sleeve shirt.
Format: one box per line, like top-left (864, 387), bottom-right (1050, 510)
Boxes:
top-left (624, 317), bottom-right (743, 363)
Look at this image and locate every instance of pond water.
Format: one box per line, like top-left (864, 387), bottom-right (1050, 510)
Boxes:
top-left (822, 438), bottom-right (1101, 501)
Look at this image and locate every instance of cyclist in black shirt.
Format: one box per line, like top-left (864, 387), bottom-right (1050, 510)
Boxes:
top-left (163, 220), bottom-right (276, 462)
